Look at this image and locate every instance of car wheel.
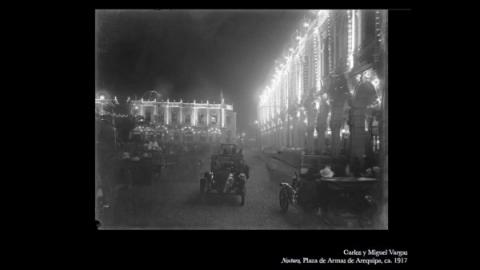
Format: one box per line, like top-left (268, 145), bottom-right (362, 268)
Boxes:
top-left (279, 188), bottom-right (289, 213)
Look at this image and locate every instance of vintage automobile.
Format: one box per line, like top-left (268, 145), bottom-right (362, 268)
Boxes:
top-left (209, 143), bottom-right (243, 170)
top-left (200, 170), bottom-right (246, 206)
top-left (279, 154), bottom-right (380, 227)
top-left (200, 143), bottom-right (247, 205)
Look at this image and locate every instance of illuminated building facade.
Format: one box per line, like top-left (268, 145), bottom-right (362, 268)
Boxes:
top-left (258, 10), bottom-right (387, 168)
top-left (130, 98), bottom-right (237, 143)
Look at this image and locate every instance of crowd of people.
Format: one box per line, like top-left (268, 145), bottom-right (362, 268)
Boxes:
top-left (96, 118), bottom-right (214, 223)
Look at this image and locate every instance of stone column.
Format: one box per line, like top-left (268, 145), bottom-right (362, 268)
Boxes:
top-left (193, 107), bottom-right (197, 126)
top-left (272, 130), bottom-right (275, 148)
top-left (288, 124), bottom-right (295, 147)
top-left (276, 127), bottom-right (279, 148)
top-left (233, 112), bottom-right (237, 139)
top-left (300, 122), bottom-right (306, 150)
top-left (193, 101), bottom-right (197, 126)
top-left (305, 126), bottom-right (313, 153)
top-left (271, 126), bottom-right (275, 148)
top-left (295, 122), bottom-right (301, 148)
top-left (291, 122), bottom-right (295, 148)
top-left (274, 125), bottom-right (277, 148)
top-left (349, 106), bottom-right (367, 169)
top-left (327, 73), bottom-right (349, 158)
top-left (164, 103), bottom-right (169, 125)
top-left (268, 130), bottom-right (272, 148)
top-left (221, 104), bottom-right (224, 129)
top-left (316, 100), bottom-right (329, 154)
top-left (179, 101), bottom-right (183, 125)
top-left (330, 104), bottom-right (344, 158)
top-left (154, 104), bottom-right (158, 123)
top-left (206, 105), bottom-right (210, 126)
top-left (350, 81), bottom-right (377, 170)
top-left (278, 126), bottom-right (281, 149)
top-left (305, 104), bottom-right (314, 154)
top-left (286, 116), bottom-right (291, 148)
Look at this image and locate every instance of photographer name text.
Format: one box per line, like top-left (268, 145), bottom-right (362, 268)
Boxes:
top-left (281, 249), bottom-right (408, 265)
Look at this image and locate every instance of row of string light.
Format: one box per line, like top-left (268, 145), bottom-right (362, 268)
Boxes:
top-left (258, 10), bottom-right (385, 134)
top-left (258, 10), bottom-right (329, 133)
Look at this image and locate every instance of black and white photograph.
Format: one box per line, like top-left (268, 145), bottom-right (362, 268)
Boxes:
top-left (95, 9), bottom-right (388, 230)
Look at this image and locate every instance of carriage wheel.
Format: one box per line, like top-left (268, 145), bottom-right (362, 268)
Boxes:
top-left (279, 188), bottom-right (289, 213)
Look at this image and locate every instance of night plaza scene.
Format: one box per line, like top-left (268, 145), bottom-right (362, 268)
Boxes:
top-left (95, 10), bottom-right (388, 229)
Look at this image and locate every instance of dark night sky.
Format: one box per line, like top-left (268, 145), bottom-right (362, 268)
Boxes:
top-left (95, 10), bottom-right (306, 133)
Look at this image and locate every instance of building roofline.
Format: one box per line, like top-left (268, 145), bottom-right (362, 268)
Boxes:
top-left (130, 99), bottom-right (234, 110)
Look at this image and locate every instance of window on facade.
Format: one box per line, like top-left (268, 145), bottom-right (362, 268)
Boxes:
top-left (199, 114), bottom-right (205, 125)
top-left (211, 115), bottom-right (217, 125)
top-left (171, 111), bottom-right (178, 124)
top-left (185, 114), bottom-right (191, 124)
top-left (144, 107), bottom-right (153, 123)
top-left (226, 116), bottom-right (231, 126)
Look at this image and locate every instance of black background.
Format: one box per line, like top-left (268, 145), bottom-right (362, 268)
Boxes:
top-left (18, 3), bottom-right (439, 269)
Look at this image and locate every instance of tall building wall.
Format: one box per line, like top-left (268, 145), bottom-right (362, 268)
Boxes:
top-left (258, 10), bottom-right (387, 160)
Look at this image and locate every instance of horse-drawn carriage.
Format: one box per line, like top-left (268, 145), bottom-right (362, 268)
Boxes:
top-left (279, 154), bottom-right (381, 228)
